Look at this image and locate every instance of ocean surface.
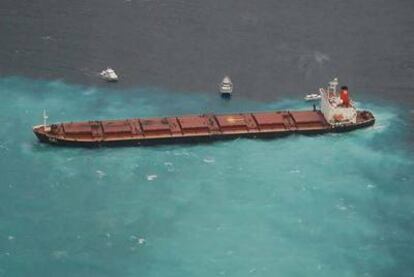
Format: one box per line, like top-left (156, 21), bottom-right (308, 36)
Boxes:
top-left (1, 0), bottom-right (413, 103)
top-left (1, 0), bottom-right (414, 276)
top-left (0, 77), bottom-right (413, 276)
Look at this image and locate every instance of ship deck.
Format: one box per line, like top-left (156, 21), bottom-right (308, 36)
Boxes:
top-left (33, 110), bottom-right (375, 146)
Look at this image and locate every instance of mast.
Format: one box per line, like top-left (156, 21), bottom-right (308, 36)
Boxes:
top-left (43, 109), bottom-right (48, 127)
top-left (328, 77), bottom-right (338, 95)
top-left (42, 109), bottom-right (52, 132)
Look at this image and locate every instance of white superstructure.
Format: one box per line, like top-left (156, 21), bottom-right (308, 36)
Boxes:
top-left (219, 76), bottom-right (233, 95)
top-left (319, 78), bottom-right (357, 125)
top-left (100, 67), bottom-right (119, 82)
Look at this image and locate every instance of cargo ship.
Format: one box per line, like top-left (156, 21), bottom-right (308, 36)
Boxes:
top-left (33, 78), bottom-right (375, 147)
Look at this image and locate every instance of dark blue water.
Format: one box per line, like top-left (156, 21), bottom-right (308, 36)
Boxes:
top-left (0, 77), bottom-right (413, 276)
top-left (0, 0), bottom-right (413, 104)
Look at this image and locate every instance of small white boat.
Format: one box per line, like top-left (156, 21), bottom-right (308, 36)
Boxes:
top-left (219, 76), bottom-right (233, 97)
top-left (304, 92), bottom-right (321, 101)
top-left (100, 67), bottom-right (118, 82)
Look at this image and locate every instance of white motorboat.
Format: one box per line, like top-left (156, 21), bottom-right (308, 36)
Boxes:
top-left (219, 76), bottom-right (233, 97)
top-left (100, 67), bottom-right (118, 82)
top-left (304, 92), bottom-right (321, 101)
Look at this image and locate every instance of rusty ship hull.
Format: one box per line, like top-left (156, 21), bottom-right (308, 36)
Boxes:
top-left (33, 110), bottom-right (375, 147)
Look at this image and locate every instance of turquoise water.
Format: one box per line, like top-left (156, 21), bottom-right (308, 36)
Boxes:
top-left (0, 77), bottom-right (413, 276)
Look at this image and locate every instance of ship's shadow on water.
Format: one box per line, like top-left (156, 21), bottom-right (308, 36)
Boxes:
top-left (1, 77), bottom-right (413, 276)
